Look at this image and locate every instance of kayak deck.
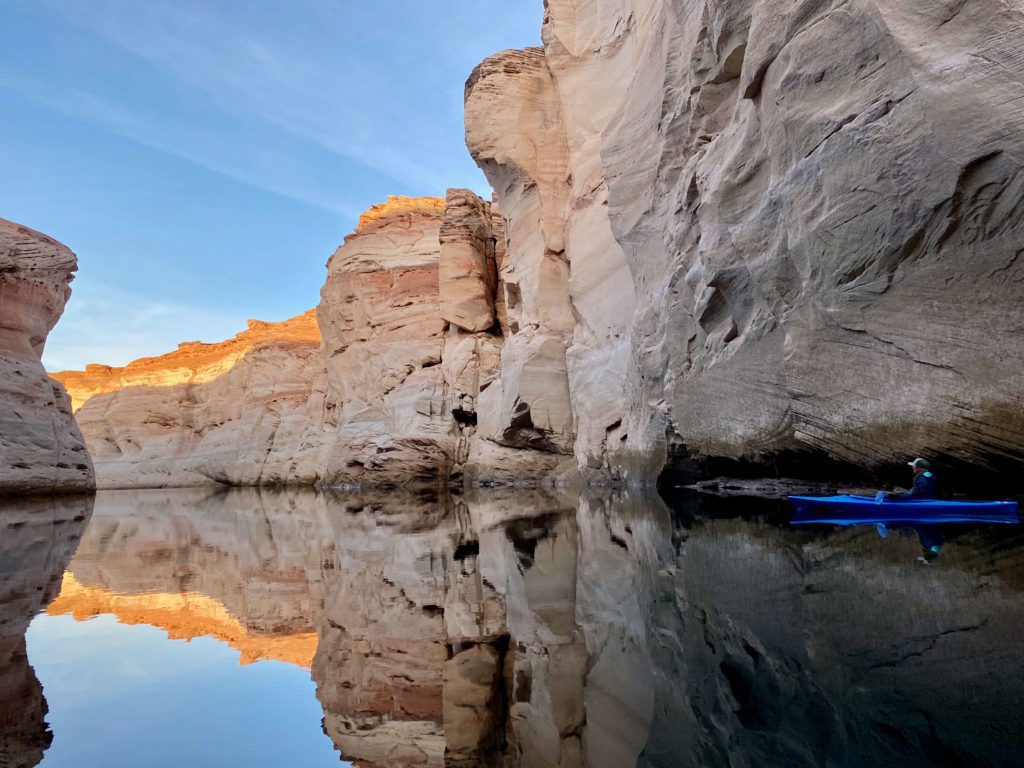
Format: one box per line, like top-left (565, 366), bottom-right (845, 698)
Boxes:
top-left (789, 495), bottom-right (1020, 526)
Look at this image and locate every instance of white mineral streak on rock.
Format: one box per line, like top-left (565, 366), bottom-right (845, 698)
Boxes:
top-left (0, 218), bottom-right (94, 493)
top-left (463, 49), bottom-right (586, 485)
top-left (465, 40), bottom-right (638, 484)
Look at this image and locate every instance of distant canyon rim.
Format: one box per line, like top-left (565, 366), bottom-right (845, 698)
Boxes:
top-left (3, 0), bottom-right (1024, 495)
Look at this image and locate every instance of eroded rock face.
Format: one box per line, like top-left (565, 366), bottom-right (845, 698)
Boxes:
top-left (0, 219), bottom-right (94, 494)
top-left (467, 0), bottom-right (1024, 486)
top-left (0, 495), bottom-right (93, 768)
top-left (317, 195), bottom-right (507, 487)
top-left (439, 189), bottom-right (499, 333)
top-left (53, 311), bottom-right (329, 489)
top-left (463, 50), bottom-right (584, 486)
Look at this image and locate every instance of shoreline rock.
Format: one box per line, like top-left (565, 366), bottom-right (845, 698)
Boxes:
top-left (0, 218), bottom-right (94, 495)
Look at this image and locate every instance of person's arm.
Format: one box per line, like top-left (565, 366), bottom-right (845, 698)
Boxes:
top-left (887, 474), bottom-right (926, 500)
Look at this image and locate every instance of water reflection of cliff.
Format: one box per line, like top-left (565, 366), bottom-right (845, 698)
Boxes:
top-left (312, 489), bottom-right (1024, 768)
top-left (7, 487), bottom-right (1023, 768)
top-left (47, 489), bottom-right (334, 668)
top-left (0, 495), bottom-right (93, 768)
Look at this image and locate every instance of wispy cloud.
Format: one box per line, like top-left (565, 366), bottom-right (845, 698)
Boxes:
top-left (43, 281), bottom-right (249, 372)
top-left (0, 71), bottom-right (366, 218)
top-left (28, 0), bottom-right (483, 193)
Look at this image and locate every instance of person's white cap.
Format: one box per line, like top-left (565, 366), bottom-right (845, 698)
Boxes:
top-left (907, 457), bottom-right (931, 469)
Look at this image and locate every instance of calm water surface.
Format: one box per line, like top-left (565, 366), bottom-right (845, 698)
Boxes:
top-left (1, 487), bottom-right (1022, 767)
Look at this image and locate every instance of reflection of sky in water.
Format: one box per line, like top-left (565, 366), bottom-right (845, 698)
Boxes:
top-left (27, 613), bottom-right (347, 768)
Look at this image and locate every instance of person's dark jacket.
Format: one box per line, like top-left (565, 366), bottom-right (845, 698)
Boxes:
top-left (890, 471), bottom-right (938, 500)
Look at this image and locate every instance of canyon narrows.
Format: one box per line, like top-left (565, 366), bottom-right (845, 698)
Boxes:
top-left (12, 0), bottom-right (1024, 492)
top-left (2, 2), bottom-right (1024, 767)
top-left (464, 0), bottom-right (1024, 488)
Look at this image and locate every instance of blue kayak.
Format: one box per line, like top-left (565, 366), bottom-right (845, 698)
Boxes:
top-left (789, 495), bottom-right (1020, 525)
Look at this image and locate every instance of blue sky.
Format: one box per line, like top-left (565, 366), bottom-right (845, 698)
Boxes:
top-left (0, 0), bottom-right (541, 370)
top-left (29, 613), bottom-right (346, 767)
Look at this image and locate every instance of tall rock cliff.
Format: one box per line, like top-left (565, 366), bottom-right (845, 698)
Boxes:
top-left (54, 311), bottom-right (329, 488)
top-left (317, 195), bottom-right (504, 486)
top-left (466, 0), bottom-right (1024, 487)
top-left (0, 219), bottom-right (94, 494)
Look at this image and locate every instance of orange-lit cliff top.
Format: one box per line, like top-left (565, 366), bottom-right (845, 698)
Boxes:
top-left (52, 309), bottom-right (320, 411)
top-left (47, 573), bottom-right (317, 668)
top-left (354, 196), bottom-right (445, 234)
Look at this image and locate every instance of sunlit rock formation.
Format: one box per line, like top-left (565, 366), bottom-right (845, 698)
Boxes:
top-left (53, 311), bottom-right (329, 488)
top-left (0, 495), bottom-right (93, 767)
top-left (318, 196), bottom-right (456, 485)
top-left (466, 0), bottom-right (1024, 487)
top-left (59, 194), bottom-right (517, 489)
top-left (439, 188), bottom-right (500, 333)
top-left (317, 194), bottom-right (515, 487)
top-left (0, 219), bottom-right (93, 494)
top-left (48, 488), bottom-right (332, 666)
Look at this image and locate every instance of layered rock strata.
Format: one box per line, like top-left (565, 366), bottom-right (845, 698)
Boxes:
top-left (54, 311), bottom-right (330, 488)
top-left (317, 195), bottom-right (503, 485)
top-left (0, 219), bottom-right (93, 493)
top-left (466, 0), bottom-right (1024, 486)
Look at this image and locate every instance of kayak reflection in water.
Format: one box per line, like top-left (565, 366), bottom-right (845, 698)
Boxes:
top-left (875, 520), bottom-right (945, 564)
top-left (881, 457), bottom-right (938, 500)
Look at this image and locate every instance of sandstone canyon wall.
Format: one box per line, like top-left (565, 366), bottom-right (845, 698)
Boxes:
top-left (465, 0), bottom-right (1024, 487)
top-left (61, 193), bottom-right (579, 489)
top-left (317, 195), bottom-right (508, 486)
top-left (0, 219), bottom-right (94, 494)
top-left (54, 311), bottom-right (330, 488)
top-left (57, 0), bottom-right (1024, 489)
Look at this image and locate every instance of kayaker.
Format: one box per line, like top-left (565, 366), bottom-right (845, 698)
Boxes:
top-left (914, 523), bottom-right (944, 564)
top-left (886, 457), bottom-right (938, 500)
